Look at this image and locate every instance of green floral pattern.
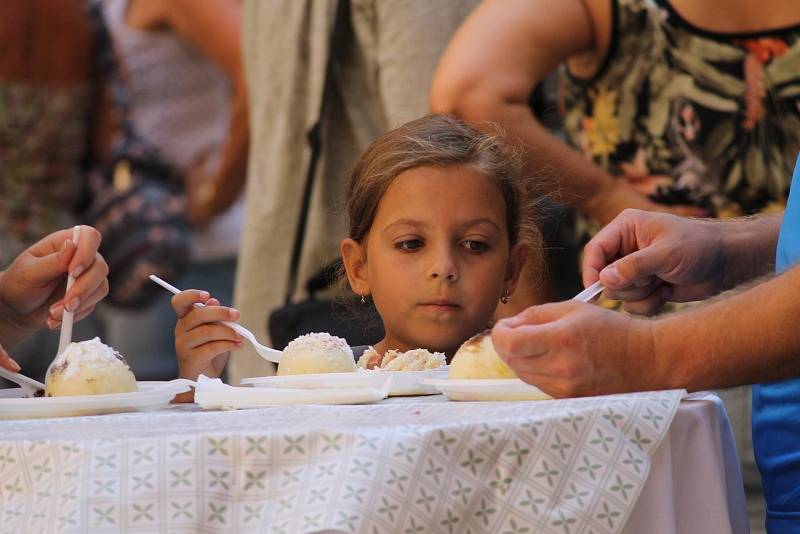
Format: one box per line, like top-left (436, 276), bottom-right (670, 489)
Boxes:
top-left (0, 82), bottom-right (91, 268)
top-left (561, 0), bottom-right (800, 226)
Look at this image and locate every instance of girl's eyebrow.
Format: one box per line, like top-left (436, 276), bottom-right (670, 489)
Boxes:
top-left (458, 218), bottom-right (503, 233)
top-left (382, 218), bottom-right (427, 235)
top-left (382, 218), bottom-right (502, 235)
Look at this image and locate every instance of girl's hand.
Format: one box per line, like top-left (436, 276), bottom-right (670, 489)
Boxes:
top-left (171, 289), bottom-right (242, 384)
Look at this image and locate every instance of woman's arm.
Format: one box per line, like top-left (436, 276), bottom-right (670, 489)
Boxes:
top-left (430, 0), bottom-right (692, 225)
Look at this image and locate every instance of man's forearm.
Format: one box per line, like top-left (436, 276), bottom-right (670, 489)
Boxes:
top-left (652, 262), bottom-right (800, 392)
top-left (721, 213), bottom-right (782, 290)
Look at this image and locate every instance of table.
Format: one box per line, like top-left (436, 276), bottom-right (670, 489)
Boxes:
top-left (0, 391), bottom-right (747, 533)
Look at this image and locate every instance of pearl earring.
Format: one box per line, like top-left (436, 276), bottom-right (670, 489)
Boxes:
top-left (361, 294), bottom-right (366, 304)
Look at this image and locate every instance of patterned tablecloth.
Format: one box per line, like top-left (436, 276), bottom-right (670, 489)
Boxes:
top-left (0, 390), bottom-right (699, 533)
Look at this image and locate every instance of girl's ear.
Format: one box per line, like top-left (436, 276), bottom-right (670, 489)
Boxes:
top-left (340, 238), bottom-right (370, 297)
top-left (502, 243), bottom-right (528, 297)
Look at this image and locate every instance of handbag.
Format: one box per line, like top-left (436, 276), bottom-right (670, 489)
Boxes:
top-left (82, 1), bottom-right (191, 309)
top-left (267, 0), bottom-right (383, 350)
top-left (268, 260), bottom-right (383, 351)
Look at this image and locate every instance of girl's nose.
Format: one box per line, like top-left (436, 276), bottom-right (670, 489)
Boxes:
top-left (428, 249), bottom-right (459, 282)
top-left (431, 271), bottom-right (457, 281)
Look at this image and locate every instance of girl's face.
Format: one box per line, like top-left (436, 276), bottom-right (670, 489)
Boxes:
top-left (342, 165), bottom-right (526, 356)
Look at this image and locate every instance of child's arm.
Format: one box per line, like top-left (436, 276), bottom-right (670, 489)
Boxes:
top-left (171, 289), bottom-right (243, 402)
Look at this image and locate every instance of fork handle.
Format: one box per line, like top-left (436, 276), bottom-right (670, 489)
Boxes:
top-left (57, 226), bottom-right (81, 356)
top-left (572, 281), bottom-right (605, 303)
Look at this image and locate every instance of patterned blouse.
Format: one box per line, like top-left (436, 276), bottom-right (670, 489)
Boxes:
top-left (559, 0), bottom-right (800, 225)
top-left (0, 82), bottom-right (91, 268)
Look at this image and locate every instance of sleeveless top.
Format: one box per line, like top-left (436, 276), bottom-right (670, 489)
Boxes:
top-left (752, 153), bottom-right (800, 527)
top-left (0, 82), bottom-right (91, 268)
top-left (559, 0), bottom-right (800, 228)
top-left (101, 0), bottom-right (244, 260)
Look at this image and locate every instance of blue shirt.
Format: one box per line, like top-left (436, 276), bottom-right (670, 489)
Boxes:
top-left (753, 154), bottom-right (800, 531)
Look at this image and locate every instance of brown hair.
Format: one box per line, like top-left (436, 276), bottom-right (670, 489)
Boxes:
top-left (345, 114), bottom-right (541, 255)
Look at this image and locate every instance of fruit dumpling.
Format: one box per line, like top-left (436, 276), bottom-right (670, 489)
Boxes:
top-left (277, 332), bottom-right (356, 376)
top-left (45, 337), bottom-right (138, 397)
top-left (356, 347), bottom-right (446, 371)
top-left (449, 330), bottom-right (517, 379)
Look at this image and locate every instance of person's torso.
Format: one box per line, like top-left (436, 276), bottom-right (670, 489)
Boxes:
top-left (102, 0), bottom-right (243, 261)
top-left (752, 153), bottom-right (800, 527)
top-left (0, 1), bottom-right (94, 267)
top-left (102, 0), bottom-right (231, 171)
top-left (560, 0), bottom-right (800, 220)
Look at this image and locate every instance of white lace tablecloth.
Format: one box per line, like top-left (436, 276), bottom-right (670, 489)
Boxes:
top-left (0, 390), bottom-right (746, 533)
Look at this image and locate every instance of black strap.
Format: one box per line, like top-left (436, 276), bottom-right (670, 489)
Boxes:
top-left (283, 0), bottom-right (351, 305)
top-left (87, 0), bottom-right (148, 155)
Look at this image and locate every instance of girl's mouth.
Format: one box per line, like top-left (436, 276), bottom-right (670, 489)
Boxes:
top-left (419, 300), bottom-right (461, 312)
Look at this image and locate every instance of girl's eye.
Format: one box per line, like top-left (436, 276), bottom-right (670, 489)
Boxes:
top-left (462, 240), bottom-right (488, 252)
top-left (396, 239), bottom-right (423, 251)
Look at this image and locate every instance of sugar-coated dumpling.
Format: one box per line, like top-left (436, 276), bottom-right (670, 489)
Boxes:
top-left (356, 347), bottom-right (446, 371)
top-left (449, 331), bottom-right (517, 379)
top-left (277, 332), bottom-right (356, 375)
top-left (45, 337), bottom-right (138, 397)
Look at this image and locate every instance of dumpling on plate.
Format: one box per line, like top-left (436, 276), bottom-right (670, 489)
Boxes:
top-left (277, 332), bottom-right (356, 375)
top-left (449, 330), bottom-right (517, 379)
top-left (356, 347), bottom-right (446, 371)
top-left (45, 337), bottom-right (138, 397)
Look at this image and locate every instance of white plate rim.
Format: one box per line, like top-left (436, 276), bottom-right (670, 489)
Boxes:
top-left (420, 378), bottom-right (553, 400)
top-left (0, 380), bottom-right (193, 418)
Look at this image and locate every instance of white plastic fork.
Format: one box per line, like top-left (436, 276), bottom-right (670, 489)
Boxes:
top-left (0, 367), bottom-right (45, 397)
top-left (149, 275), bottom-right (283, 364)
top-left (56, 225), bottom-right (81, 356)
top-left (572, 280), bottom-right (605, 303)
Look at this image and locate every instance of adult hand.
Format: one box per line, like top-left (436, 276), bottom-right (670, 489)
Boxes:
top-left (0, 342), bottom-right (20, 373)
top-left (583, 209), bottom-right (727, 315)
top-left (491, 301), bottom-right (658, 397)
top-left (0, 226), bottom-right (109, 343)
top-left (585, 179), bottom-right (705, 227)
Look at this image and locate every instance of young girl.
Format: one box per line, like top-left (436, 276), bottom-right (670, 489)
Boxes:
top-left (170, 114), bottom-right (541, 394)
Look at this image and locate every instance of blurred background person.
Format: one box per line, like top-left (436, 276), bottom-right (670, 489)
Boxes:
top-left (430, 1), bottom-right (800, 531)
top-left (0, 0), bottom-right (107, 380)
top-left (96, 0), bottom-right (248, 380)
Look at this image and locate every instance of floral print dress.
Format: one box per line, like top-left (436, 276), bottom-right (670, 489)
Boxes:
top-left (560, 0), bottom-right (800, 230)
top-left (0, 82), bottom-right (91, 268)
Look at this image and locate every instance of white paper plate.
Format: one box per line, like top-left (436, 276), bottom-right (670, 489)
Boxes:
top-left (241, 368), bottom-right (448, 396)
top-left (195, 376), bottom-right (387, 409)
top-left (0, 380), bottom-right (193, 420)
top-left (421, 378), bottom-right (553, 402)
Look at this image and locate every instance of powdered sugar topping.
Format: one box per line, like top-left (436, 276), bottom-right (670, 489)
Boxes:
top-left (49, 337), bottom-right (129, 380)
